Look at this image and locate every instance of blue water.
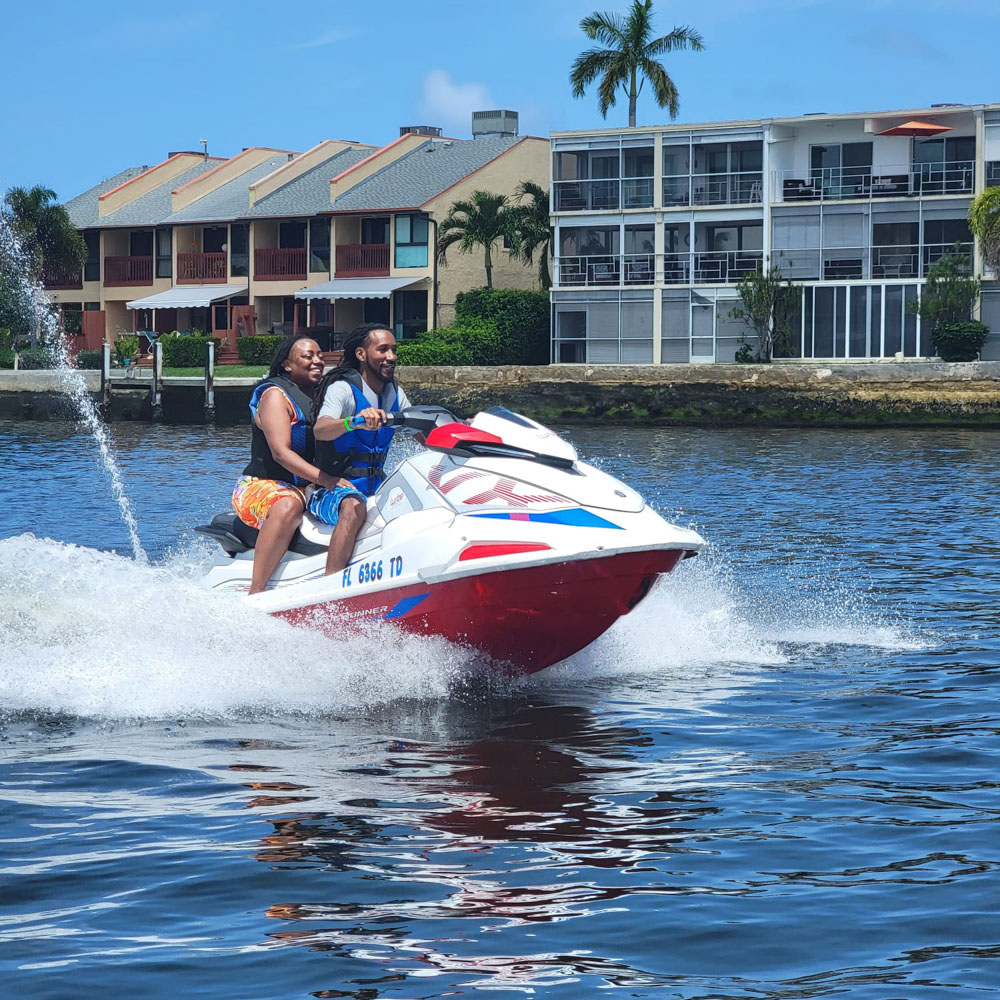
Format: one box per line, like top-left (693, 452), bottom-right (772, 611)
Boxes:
top-left (1, 418), bottom-right (998, 999)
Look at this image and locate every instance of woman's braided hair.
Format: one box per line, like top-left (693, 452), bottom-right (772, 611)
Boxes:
top-left (310, 323), bottom-right (390, 423)
top-left (266, 332), bottom-right (321, 378)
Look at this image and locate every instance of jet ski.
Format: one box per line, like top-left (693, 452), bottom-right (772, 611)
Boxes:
top-left (196, 406), bottom-right (705, 674)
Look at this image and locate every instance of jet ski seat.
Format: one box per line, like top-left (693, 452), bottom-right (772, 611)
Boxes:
top-left (194, 513), bottom-right (327, 557)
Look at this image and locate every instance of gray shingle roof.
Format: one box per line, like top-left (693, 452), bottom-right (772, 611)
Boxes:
top-left (248, 147), bottom-right (374, 218)
top-left (163, 155), bottom-right (292, 224)
top-left (98, 161), bottom-right (221, 228)
top-left (332, 136), bottom-right (523, 211)
top-left (64, 167), bottom-right (148, 229)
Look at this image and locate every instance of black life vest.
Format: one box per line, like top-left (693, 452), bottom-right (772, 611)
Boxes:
top-left (241, 373), bottom-right (316, 485)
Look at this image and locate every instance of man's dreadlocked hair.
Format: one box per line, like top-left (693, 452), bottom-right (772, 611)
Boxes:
top-left (266, 332), bottom-right (321, 379)
top-left (310, 322), bottom-right (391, 423)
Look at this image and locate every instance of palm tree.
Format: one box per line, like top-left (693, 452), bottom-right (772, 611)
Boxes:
top-left (968, 186), bottom-right (1000, 278)
top-left (2, 185), bottom-right (85, 282)
top-left (509, 180), bottom-right (552, 290)
top-left (437, 190), bottom-right (514, 289)
top-left (570, 0), bottom-right (704, 127)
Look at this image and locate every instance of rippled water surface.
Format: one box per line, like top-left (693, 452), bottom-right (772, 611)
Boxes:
top-left (1, 418), bottom-right (998, 999)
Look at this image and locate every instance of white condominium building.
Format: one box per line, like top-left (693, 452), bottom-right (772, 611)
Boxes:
top-left (550, 103), bottom-right (1000, 363)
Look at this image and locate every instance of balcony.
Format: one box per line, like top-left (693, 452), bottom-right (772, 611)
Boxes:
top-left (775, 162), bottom-right (976, 203)
top-left (553, 179), bottom-right (621, 212)
top-left (663, 172), bottom-right (763, 208)
top-left (177, 251), bottom-right (227, 283)
top-left (771, 242), bottom-right (974, 281)
top-left (554, 251), bottom-right (763, 287)
top-left (692, 250), bottom-right (762, 283)
top-left (254, 247), bottom-right (307, 280)
top-left (104, 256), bottom-right (152, 286)
top-left (43, 265), bottom-right (82, 289)
top-left (335, 243), bottom-right (389, 277)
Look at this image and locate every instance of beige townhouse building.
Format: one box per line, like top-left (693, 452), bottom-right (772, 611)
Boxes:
top-left (45, 112), bottom-right (548, 355)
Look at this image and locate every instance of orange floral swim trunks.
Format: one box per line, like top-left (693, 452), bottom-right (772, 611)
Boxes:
top-left (232, 476), bottom-right (307, 530)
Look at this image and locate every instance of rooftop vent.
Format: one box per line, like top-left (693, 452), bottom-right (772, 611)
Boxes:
top-left (931, 103), bottom-right (966, 108)
top-left (400, 125), bottom-right (443, 137)
top-left (472, 109), bottom-right (519, 138)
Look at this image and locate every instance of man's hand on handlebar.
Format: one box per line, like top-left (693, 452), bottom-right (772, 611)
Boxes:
top-left (356, 407), bottom-right (387, 430)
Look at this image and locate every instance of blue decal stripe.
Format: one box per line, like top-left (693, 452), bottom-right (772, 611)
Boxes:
top-left (469, 509), bottom-right (622, 530)
top-left (384, 593), bottom-right (431, 620)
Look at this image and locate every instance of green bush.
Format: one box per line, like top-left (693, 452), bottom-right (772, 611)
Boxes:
top-left (114, 334), bottom-right (140, 365)
top-left (0, 327), bottom-right (13, 351)
top-left (454, 288), bottom-right (550, 365)
top-left (76, 349), bottom-right (103, 369)
top-left (396, 319), bottom-right (503, 367)
top-left (160, 332), bottom-right (224, 368)
top-left (931, 321), bottom-right (990, 362)
top-left (15, 348), bottom-right (57, 370)
top-left (0, 348), bottom-right (15, 369)
top-left (237, 335), bottom-right (285, 366)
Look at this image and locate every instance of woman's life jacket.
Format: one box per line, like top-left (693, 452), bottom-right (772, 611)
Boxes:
top-left (314, 370), bottom-right (399, 495)
top-left (241, 373), bottom-right (315, 485)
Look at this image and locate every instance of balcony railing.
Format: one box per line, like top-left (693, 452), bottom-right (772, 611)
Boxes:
top-left (335, 243), bottom-right (389, 276)
top-left (104, 256), bottom-right (153, 286)
top-left (771, 242), bottom-right (974, 281)
top-left (621, 177), bottom-right (654, 209)
top-left (775, 162), bottom-right (976, 203)
top-left (555, 251), bottom-right (764, 286)
top-left (663, 172), bottom-right (763, 208)
top-left (254, 247), bottom-right (307, 280)
top-left (177, 251), bottom-right (227, 283)
top-left (987, 161), bottom-right (1000, 186)
top-left (43, 266), bottom-right (82, 289)
top-left (553, 178), bottom-right (622, 212)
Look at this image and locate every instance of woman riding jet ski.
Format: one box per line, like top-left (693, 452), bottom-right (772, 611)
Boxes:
top-left (199, 389), bottom-right (706, 674)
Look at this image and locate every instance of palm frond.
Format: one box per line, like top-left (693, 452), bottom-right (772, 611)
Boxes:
top-left (580, 10), bottom-right (627, 47)
top-left (645, 25), bottom-right (705, 56)
top-left (639, 57), bottom-right (679, 118)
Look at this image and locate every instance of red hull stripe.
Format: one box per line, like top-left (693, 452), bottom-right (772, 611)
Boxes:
top-left (274, 549), bottom-right (682, 674)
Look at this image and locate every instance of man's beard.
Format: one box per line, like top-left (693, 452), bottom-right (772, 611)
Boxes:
top-left (365, 357), bottom-right (393, 385)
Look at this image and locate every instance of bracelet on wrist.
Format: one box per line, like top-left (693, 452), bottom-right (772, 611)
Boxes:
top-left (343, 417), bottom-right (353, 432)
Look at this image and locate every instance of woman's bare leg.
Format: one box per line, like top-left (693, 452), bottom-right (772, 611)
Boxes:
top-left (249, 497), bottom-right (304, 594)
top-left (324, 496), bottom-right (366, 575)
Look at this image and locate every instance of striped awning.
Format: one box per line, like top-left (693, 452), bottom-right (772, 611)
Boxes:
top-left (295, 276), bottom-right (428, 300)
top-left (126, 284), bottom-right (248, 309)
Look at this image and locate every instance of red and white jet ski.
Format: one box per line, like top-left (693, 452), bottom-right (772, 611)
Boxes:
top-left (196, 407), bottom-right (704, 674)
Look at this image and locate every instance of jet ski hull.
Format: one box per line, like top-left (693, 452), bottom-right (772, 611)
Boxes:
top-left (274, 547), bottom-right (681, 674)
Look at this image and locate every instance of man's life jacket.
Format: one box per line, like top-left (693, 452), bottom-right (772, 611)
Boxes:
top-left (242, 373), bottom-right (315, 485)
top-left (314, 370), bottom-right (399, 496)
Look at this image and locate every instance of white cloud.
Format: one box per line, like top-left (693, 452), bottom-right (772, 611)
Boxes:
top-left (419, 70), bottom-right (495, 135)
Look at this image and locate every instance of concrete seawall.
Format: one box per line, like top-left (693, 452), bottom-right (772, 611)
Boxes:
top-left (3, 363), bottom-right (1000, 427)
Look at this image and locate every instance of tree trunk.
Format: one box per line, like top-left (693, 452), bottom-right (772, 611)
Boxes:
top-left (628, 68), bottom-right (637, 128)
top-left (485, 244), bottom-right (493, 289)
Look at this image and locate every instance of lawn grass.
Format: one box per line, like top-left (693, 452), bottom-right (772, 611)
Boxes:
top-left (163, 365), bottom-right (267, 378)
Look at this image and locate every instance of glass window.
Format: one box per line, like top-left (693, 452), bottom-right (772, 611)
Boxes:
top-left (156, 228), bottom-right (172, 278)
top-left (84, 231), bottom-right (100, 282)
top-left (394, 214), bottom-right (428, 268)
top-left (129, 231), bottom-right (153, 257)
top-left (361, 217), bottom-right (390, 244)
top-left (230, 223), bottom-right (249, 278)
top-left (309, 218), bottom-right (330, 272)
top-left (279, 221), bottom-right (306, 248)
top-left (62, 303), bottom-right (82, 335)
top-left (392, 289), bottom-right (428, 337)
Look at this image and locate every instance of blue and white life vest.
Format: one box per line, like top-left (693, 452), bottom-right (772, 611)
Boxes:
top-left (242, 373), bottom-right (315, 485)
top-left (315, 371), bottom-right (400, 495)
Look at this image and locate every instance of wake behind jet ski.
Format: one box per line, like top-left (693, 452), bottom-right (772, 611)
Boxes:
top-left (196, 406), bottom-right (704, 674)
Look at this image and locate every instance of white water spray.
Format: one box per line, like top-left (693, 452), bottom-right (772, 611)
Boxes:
top-left (0, 208), bottom-right (146, 561)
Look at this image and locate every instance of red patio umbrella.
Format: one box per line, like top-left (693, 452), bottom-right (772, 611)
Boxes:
top-left (877, 120), bottom-right (953, 136)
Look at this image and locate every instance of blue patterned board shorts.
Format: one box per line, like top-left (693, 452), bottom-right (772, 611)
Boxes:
top-left (308, 484), bottom-right (366, 526)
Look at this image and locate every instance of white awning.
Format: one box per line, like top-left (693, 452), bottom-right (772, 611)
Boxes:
top-left (295, 276), bottom-right (428, 300)
top-left (126, 284), bottom-right (249, 310)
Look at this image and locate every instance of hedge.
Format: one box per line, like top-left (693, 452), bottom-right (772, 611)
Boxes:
top-left (396, 288), bottom-right (550, 367)
top-left (237, 335), bottom-right (285, 366)
top-left (159, 332), bottom-right (225, 368)
top-left (76, 349), bottom-right (103, 370)
top-left (455, 288), bottom-right (550, 365)
top-left (931, 321), bottom-right (990, 362)
top-left (14, 348), bottom-right (57, 370)
top-left (0, 348), bottom-right (14, 369)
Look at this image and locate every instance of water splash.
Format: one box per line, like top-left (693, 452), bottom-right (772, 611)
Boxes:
top-left (0, 209), bottom-right (145, 561)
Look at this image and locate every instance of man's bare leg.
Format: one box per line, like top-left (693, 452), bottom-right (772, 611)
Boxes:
top-left (249, 497), bottom-right (304, 595)
top-left (324, 496), bottom-right (366, 575)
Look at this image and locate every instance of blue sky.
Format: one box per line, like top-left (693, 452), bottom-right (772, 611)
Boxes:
top-left (2, 0), bottom-right (997, 200)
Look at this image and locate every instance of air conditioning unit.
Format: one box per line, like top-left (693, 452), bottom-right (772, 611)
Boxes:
top-left (472, 110), bottom-right (519, 139)
top-left (400, 125), bottom-right (443, 137)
